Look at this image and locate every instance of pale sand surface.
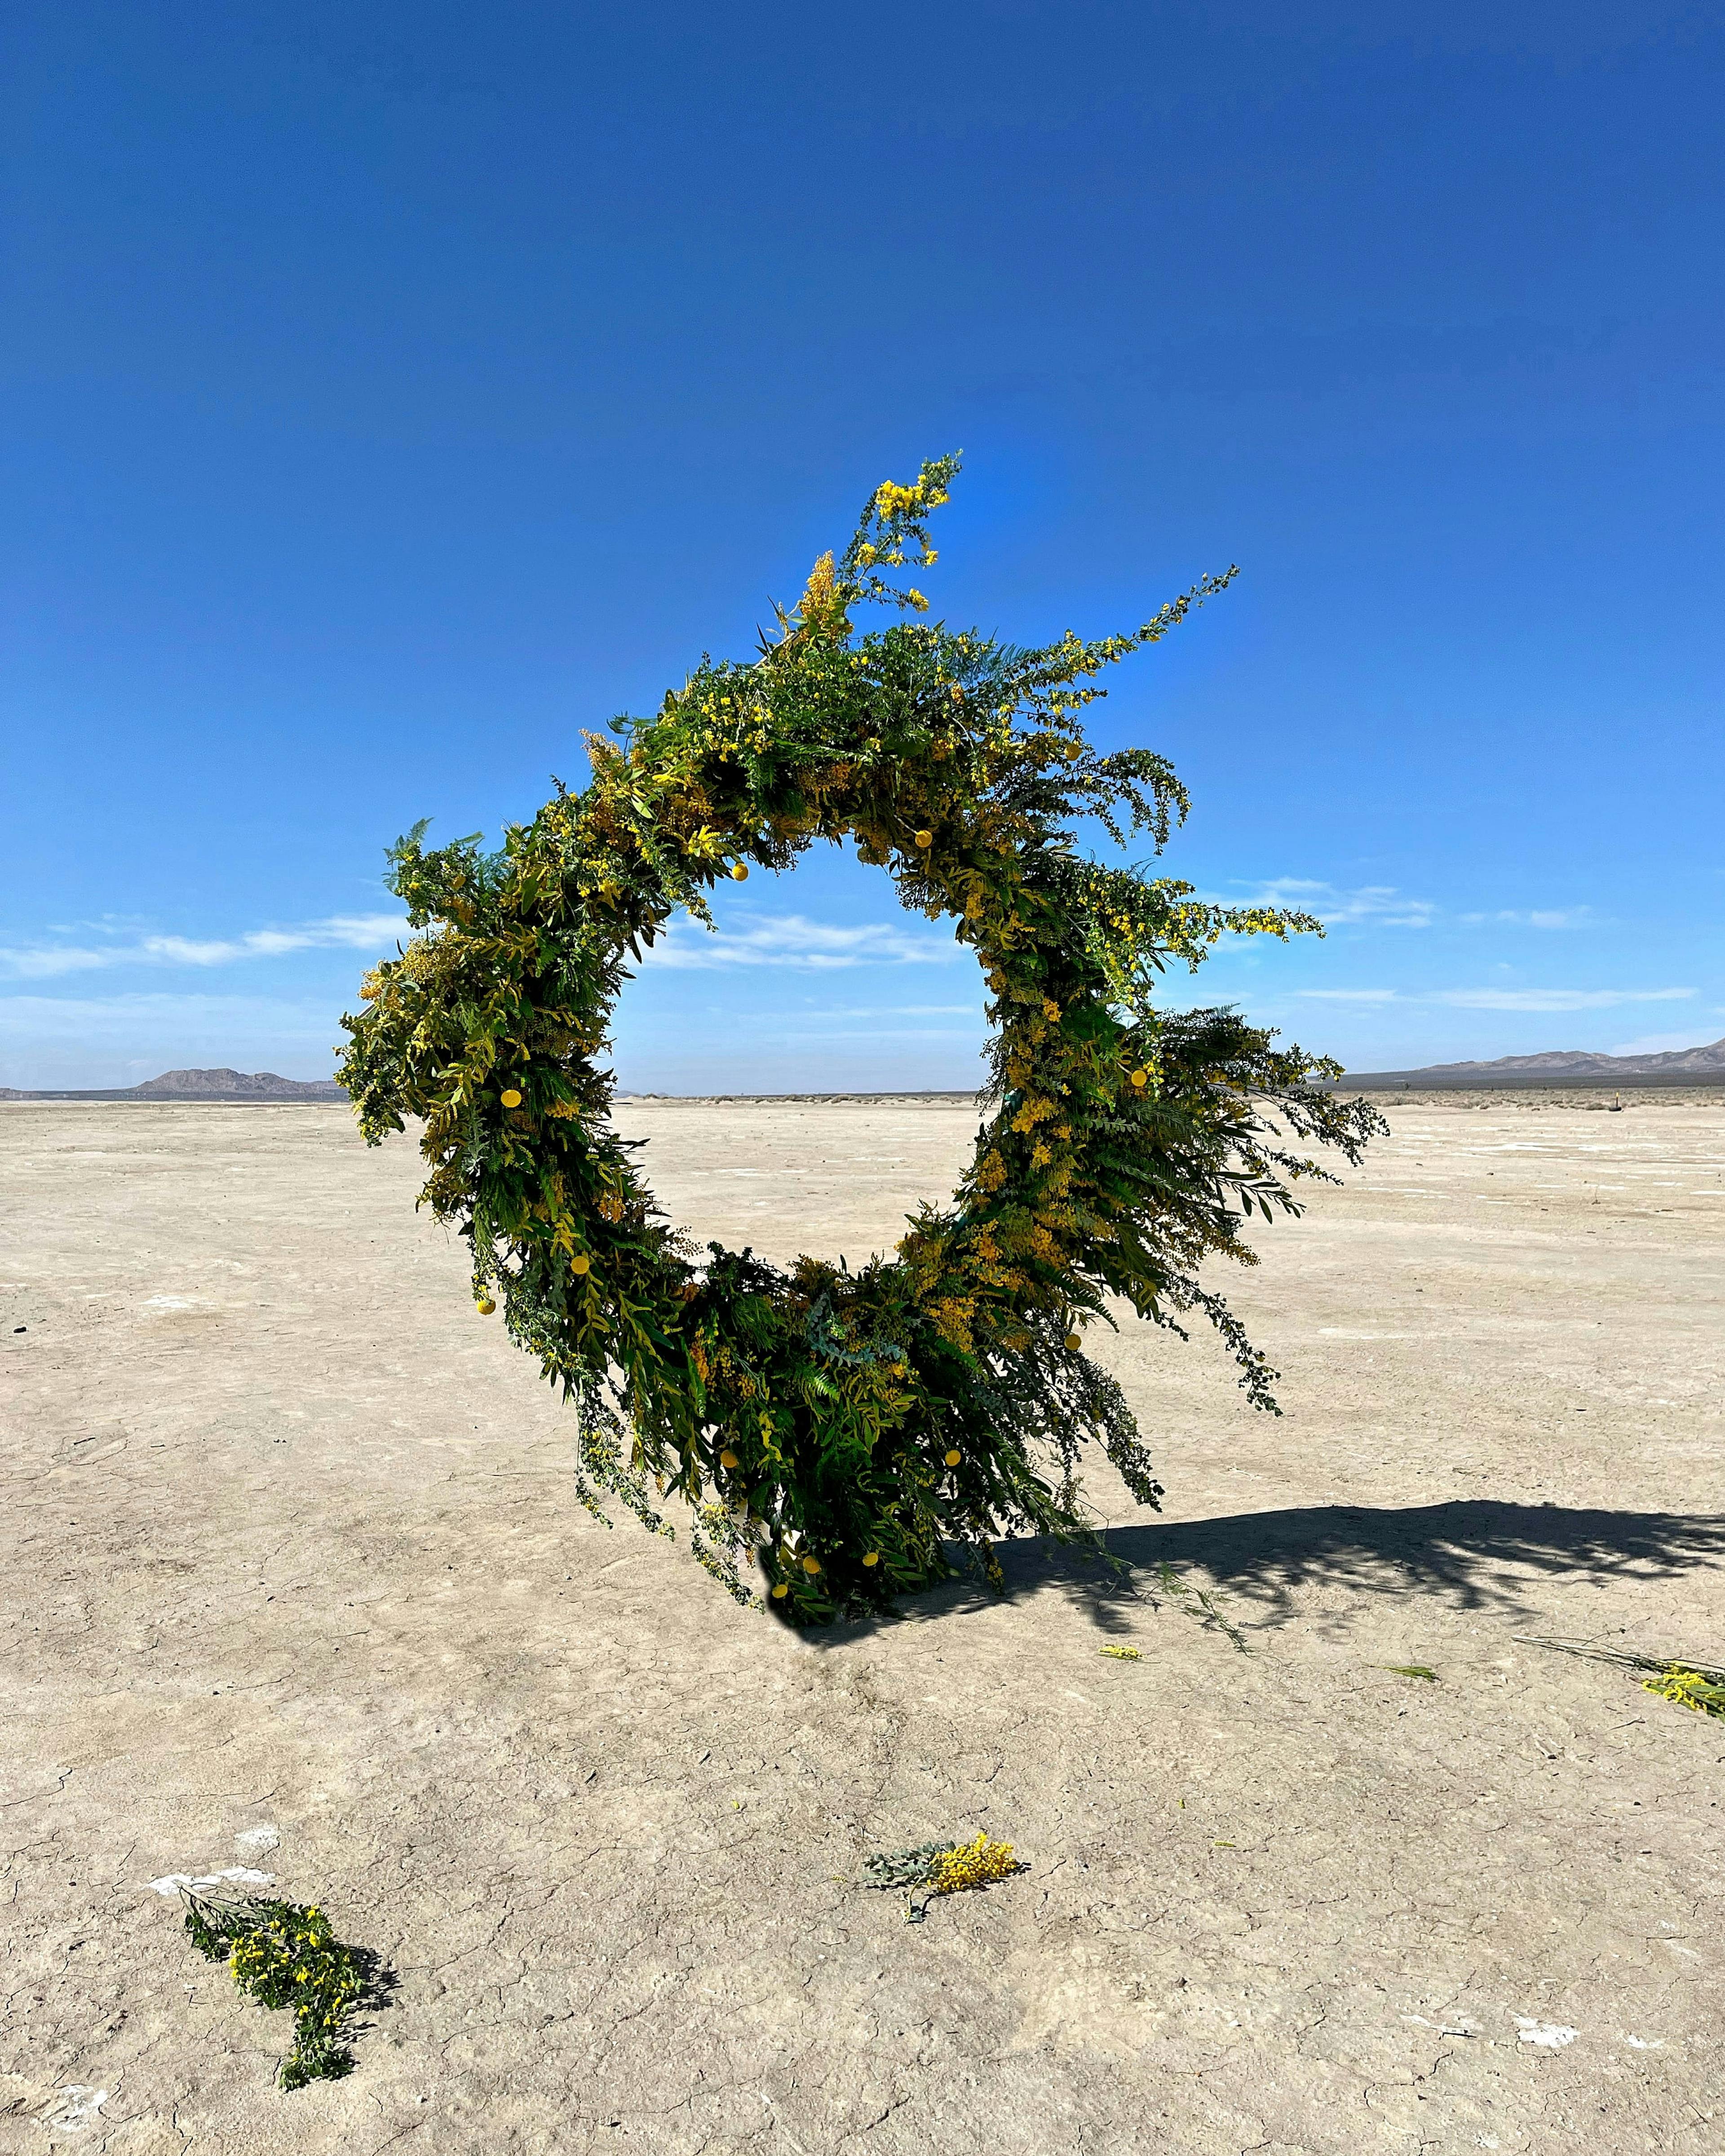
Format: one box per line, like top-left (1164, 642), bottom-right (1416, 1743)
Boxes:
top-left (3, 1096), bottom-right (1723, 2153)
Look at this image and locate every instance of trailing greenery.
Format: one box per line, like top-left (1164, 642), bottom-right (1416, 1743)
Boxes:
top-left (1155, 1559), bottom-right (1250, 1653)
top-left (181, 1891), bottom-right (379, 2090)
top-left (339, 455), bottom-right (1381, 1624)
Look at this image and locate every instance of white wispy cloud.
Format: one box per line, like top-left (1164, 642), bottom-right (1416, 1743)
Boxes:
top-left (639, 912), bottom-right (962, 971)
top-left (1437, 987), bottom-right (1692, 1012)
top-left (1229, 881), bottom-right (1604, 935)
top-left (1232, 880), bottom-right (1437, 929)
top-left (0, 914), bottom-right (408, 982)
top-left (1298, 986), bottom-right (1694, 1012)
top-left (1458, 907), bottom-right (1594, 930)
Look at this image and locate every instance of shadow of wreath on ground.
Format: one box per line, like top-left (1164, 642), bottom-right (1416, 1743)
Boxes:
top-left (807, 1499), bottom-right (1725, 1643)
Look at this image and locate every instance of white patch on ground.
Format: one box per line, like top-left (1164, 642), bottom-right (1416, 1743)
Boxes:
top-left (44, 2086), bottom-right (108, 2134)
top-left (142, 1295), bottom-right (203, 1310)
top-left (1625, 2035), bottom-right (1663, 2049)
top-left (235, 1824), bottom-right (280, 1855)
top-left (146, 1866), bottom-right (274, 1895)
top-left (1514, 2015), bottom-right (1578, 2048)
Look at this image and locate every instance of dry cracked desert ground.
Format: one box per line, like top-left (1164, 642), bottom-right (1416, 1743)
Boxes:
top-left (4, 1091), bottom-right (1725, 2156)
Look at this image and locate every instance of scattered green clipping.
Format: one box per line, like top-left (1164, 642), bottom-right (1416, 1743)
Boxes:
top-left (1099, 1644), bottom-right (1141, 1661)
top-left (862, 1835), bottom-right (1022, 1923)
top-left (1380, 1664), bottom-right (1439, 1681)
top-left (182, 1891), bottom-right (380, 2090)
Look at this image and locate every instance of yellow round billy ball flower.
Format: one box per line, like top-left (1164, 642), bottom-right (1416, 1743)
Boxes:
top-left (862, 1550), bottom-right (880, 1567)
top-left (500, 1088), bottom-right (522, 1107)
top-left (944, 1448), bottom-right (961, 1467)
top-left (569, 1253), bottom-right (592, 1275)
top-left (1130, 1068), bottom-right (1149, 1088)
top-left (476, 1297), bottom-right (496, 1316)
top-left (1064, 1331), bottom-right (1082, 1351)
top-left (802, 1554), bottom-right (821, 1574)
top-left (771, 1581), bottom-right (788, 1598)
top-left (731, 862), bottom-right (749, 881)
top-left (719, 1449), bottom-right (739, 1469)
top-left (914, 829), bottom-right (933, 848)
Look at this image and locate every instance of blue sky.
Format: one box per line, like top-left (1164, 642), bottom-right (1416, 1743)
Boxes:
top-left (3, 1), bottom-right (1721, 1090)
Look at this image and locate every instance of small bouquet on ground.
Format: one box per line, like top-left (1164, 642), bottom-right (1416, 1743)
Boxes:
top-left (181, 1890), bottom-right (381, 2090)
top-left (862, 1833), bottom-right (1023, 1923)
top-left (1520, 1635), bottom-right (1725, 1721)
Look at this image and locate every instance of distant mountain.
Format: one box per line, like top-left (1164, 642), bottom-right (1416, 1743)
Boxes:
top-left (1338, 1036), bottom-right (1725, 1090)
top-left (0, 1067), bottom-right (347, 1102)
top-left (132, 1067), bottom-right (345, 1098)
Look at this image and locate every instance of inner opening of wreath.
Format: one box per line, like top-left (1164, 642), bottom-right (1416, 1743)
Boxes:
top-left (607, 840), bottom-right (990, 1277)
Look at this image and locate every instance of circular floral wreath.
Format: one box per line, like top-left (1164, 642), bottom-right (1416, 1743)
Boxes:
top-left (339, 459), bottom-right (1380, 1623)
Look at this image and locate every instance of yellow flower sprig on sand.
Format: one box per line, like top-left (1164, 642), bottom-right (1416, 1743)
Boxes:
top-left (929, 1833), bottom-right (1019, 1895)
top-left (863, 1833), bottom-right (1022, 1922)
top-left (1643, 1664), bottom-right (1725, 1717)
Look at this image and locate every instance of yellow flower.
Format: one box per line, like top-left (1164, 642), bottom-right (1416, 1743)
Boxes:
top-left (930, 1833), bottom-right (1017, 1895)
top-left (944, 1448), bottom-right (961, 1467)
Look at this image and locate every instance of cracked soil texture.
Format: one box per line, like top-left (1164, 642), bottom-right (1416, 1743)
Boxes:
top-left (2, 1094), bottom-right (1723, 2154)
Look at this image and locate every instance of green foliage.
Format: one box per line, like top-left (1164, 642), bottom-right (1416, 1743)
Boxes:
top-left (182, 1892), bottom-right (378, 2090)
top-left (338, 455), bottom-right (1382, 1624)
